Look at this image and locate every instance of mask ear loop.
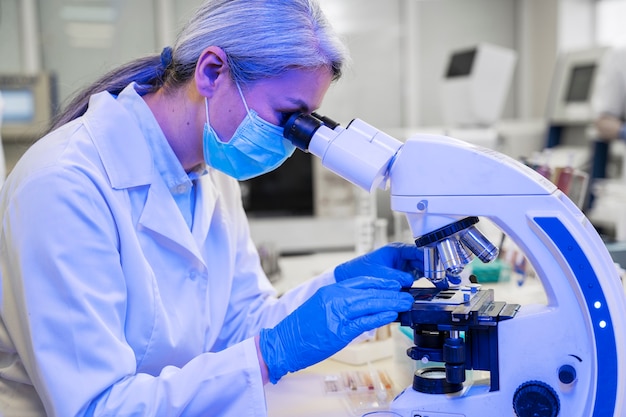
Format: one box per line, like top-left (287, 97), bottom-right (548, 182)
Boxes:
top-left (205, 97), bottom-right (210, 124)
top-left (205, 96), bottom-right (228, 142)
top-left (235, 80), bottom-right (252, 116)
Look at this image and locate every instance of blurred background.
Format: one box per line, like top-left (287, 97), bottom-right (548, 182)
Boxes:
top-left (3, 0), bottom-right (626, 262)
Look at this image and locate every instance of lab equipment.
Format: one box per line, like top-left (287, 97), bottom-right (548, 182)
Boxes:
top-left (323, 368), bottom-right (396, 415)
top-left (283, 113), bottom-right (626, 416)
top-left (0, 72), bottom-right (55, 142)
top-left (544, 47), bottom-right (608, 212)
top-left (548, 47), bottom-right (608, 126)
top-left (441, 43), bottom-right (517, 128)
top-left (242, 151), bottom-right (358, 255)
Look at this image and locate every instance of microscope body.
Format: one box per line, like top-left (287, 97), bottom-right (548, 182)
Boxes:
top-left (389, 134), bottom-right (626, 416)
top-left (283, 115), bottom-right (626, 416)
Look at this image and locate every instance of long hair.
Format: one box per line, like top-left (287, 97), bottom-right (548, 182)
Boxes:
top-left (48, 0), bottom-right (349, 132)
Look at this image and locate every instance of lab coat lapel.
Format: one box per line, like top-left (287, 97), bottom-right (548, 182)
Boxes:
top-left (87, 90), bottom-right (207, 266)
top-left (193, 173), bottom-right (233, 344)
top-left (138, 180), bottom-right (205, 264)
top-left (191, 174), bottom-right (218, 247)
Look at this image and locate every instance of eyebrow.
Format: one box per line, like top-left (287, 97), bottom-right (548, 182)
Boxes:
top-left (285, 97), bottom-right (313, 113)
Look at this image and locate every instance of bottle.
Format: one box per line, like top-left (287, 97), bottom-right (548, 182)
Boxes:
top-left (556, 153), bottom-right (574, 195)
top-left (535, 149), bottom-right (553, 181)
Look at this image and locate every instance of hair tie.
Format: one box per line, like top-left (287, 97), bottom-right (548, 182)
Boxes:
top-left (160, 46), bottom-right (173, 69)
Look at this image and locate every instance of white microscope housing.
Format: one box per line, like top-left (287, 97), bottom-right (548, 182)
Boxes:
top-left (283, 113), bottom-right (626, 417)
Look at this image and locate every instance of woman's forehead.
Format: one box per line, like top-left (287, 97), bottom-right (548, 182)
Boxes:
top-left (246, 67), bottom-right (333, 109)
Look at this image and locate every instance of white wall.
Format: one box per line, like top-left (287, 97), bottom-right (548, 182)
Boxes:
top-left (0, 0), bottom-right (28, 73)
top-left (316, 0), bottom-right (404, 128)
top-left (516, 0), bottom-right (559, 120)
top-left (596, 0), bottom-right (626, 47)
top-left (0, 0), bottom-right (600, 154)
top-left (558, 0), bottom-right (595, 52)
top-left (38, 0), bottom-right (158, 107)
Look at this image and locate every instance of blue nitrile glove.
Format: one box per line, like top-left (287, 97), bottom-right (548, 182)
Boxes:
top-left (334, 242), bottom-right (424, 288)
top-left (259, 276), bottom-right (414, 383)
top-left (335, 242), bottom-right (462, 290)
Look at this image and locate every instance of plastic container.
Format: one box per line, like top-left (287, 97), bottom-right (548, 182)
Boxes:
top-left (468, 258), bottom-right (511, 283)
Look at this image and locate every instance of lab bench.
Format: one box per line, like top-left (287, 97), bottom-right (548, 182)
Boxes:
top-left (265, 323), bottom-right (413, 417)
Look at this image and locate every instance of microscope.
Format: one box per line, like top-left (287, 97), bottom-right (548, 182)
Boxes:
top-left (283, 113), bottom-right (626, 417)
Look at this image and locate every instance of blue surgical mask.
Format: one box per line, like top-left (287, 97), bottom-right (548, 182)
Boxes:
top-left (202, 82), bottom-right (296, 181)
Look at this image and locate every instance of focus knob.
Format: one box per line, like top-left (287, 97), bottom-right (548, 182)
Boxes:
top-left (513, 380), bottom-right (560, 417)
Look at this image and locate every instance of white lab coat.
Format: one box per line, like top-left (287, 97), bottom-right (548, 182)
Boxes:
top-left (0, 89), bottom-right (335, 416)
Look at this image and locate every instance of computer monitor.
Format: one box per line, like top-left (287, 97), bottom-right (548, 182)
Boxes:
top-left (446, 49), bottom-right (476, 78)
top-left (547, 47), bottom-right (608, 125)
top-left (241, 150), bottom-right (314, 217)
top-left (566, 64), bottom-right (596, 103)
top-left (0, 73), bottom-right (56, 142)
top-left (242, 150), bottom-right (358, 254)
top-left (441, 43), bottom-right (517, 127)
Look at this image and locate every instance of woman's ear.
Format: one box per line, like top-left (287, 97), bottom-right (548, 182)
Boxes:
top-left (195, 46), bottom-right (230, 98)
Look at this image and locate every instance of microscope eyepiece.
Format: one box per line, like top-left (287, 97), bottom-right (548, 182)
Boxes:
top-left (283, 113), bottom-right (321, 151)
top-left (283, 113), bottom-right (341, 151)
top-left (311, 112), bottom-right (340, 130)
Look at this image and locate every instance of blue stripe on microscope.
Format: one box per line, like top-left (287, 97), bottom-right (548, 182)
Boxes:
top-left (535, 217), bottom-right (617, 416)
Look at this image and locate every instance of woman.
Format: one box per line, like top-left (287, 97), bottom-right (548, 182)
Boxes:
top-left (0, 0), bottom-right (421, 415)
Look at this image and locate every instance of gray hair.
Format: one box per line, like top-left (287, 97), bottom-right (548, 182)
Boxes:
top-left (49, 0), bottom-right (348, 131)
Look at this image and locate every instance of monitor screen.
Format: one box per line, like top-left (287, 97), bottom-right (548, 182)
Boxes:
top-left (445, 48), bottom-right (477, 78)
top-left (240, 150), bottom-right (313, 217)
top-left (565, 64), bottom-right (596, 103)
top-left (1, 89), bottom-right (35, 122)
top-left (0, 73), bottom-right (56, 141)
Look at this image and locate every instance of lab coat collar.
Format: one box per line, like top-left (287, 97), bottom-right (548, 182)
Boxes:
top-left (83, 89), bottom-right (214, 264)
top-left (83, 90), bottom-right (154, 189)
